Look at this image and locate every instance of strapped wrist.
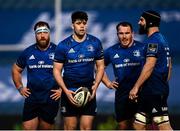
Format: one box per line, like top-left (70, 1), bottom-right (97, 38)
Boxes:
top-left (17, 86), bottom-right (23, 92)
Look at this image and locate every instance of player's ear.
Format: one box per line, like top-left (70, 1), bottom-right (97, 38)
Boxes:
top-left (71, 24), bottom-right (74, 30)
top-left (132, 31), bottom-right (135, 38)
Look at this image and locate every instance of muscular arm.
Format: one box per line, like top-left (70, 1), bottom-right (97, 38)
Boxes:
top-left (53, 62), bottom-right (67, 92)
top-left (102, 71), bottom-right (119, 89)
top-left (129, 57), bottom-right (157, 99)
top-left (102, 71), bottom-right (111, 87)
top-left (53, 62), bottom-right (77, 104)
top-left (167, 57), bottom-right (172, 81)
top-left (12, 63), bottom-right (24, 88)
top-left (12, 63), bottom-right (31, 97)
top-left (135, 57), bottom-right (156, 89)
top-left (94, 59), bottom-right (105, 89)
top-left (90, 59), bottom-right (104, 99)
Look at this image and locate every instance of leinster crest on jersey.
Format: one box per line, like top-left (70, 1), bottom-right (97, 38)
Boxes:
top-left (87, 45), bottom-right (94, 52)
top-left (133, 50), bottom-right (140, 57)
top-left (49, 53), bottom-right (55, 60)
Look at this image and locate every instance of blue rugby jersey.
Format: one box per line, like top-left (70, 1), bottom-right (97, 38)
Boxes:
top-left (104, 40), bottom-right (145, 96)
top-left (54, 34), bottom-right (104, 90)
top-left (141, 32), bottom-right (171, 95)
top-left (16, 43), bottom-right (58, 103)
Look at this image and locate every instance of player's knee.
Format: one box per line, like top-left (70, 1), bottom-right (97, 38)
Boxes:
top-left (133, 122), bottom-right (146, 130)
top-left (118, 120), bottom-right (133, 130)
top-left (153, 115), bottom-right (170, 125)
top-left (80, 122), bottom-right (92, 130)
top-left (64, 122), bottom-right (77, 130)
top-left (64, 124), bottom-right (77, 130)
top-left (118, 122), bottom-right (128, 130)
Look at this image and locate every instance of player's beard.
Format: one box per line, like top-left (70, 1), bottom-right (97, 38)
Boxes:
top-left (139, 25), bottom-right (147, 34)
top-left (36, 37), bottom-right (50, 49)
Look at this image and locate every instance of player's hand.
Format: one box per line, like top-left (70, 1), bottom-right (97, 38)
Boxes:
top-left (50, 88), bottom-right (62, 101)
top-left (20, 87), bottom-right (31, 98)
top-left (89, 82), bottom-right (98, 101)
top-left (107, 81), bottom-right (119, 89)
top-left (129, 86), bottom-right (139, 101)
top-left (65, 90), bottom-right (78, 106)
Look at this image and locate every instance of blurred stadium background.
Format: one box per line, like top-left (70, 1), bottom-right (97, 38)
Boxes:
top-left (0, 0), bottom-right (180, 129)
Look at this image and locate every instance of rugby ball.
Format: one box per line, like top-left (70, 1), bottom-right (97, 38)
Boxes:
top-left (73, 87), bottom-right (91, 107)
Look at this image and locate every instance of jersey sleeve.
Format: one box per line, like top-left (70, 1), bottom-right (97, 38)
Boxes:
top-left (54, 42), bottom-right (66, 63)
top-left (146, 43), bottom-right (159, 57)
top-left (104, 48), bottom-right (111, 66)
top-left (16, 50), bottom-right (27, 69)
top-left (95, 39), bottom-right (104, 60)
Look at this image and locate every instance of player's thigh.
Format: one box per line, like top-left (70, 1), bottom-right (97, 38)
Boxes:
top-left (64, 116), bottom-right (78, 130)
top-left (22, 117), bottom-right (39, 130)
top-left (80, 115), bottom-right (94, 130)
top-left (39, 102), bottom-right (59, 125)
top-left (81, 95), bottom-right (97, 116)
top-left (22, 102), bottom-right (39, 123)
top-left (135, 95), bottom-right (169, 126)
top-left (60, 93), bottom-right (79, 116)
top-left (150, 95), bottom-right (171, 127)
top-left (115, 95), bottom-right (137, 122)
top-left (61, 93), bottom-right (97, 116)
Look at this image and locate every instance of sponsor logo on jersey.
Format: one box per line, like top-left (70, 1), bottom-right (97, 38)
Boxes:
top-left (133, 50), bottom-right (140, 57)
top-left (162, 107), bottom-right (168, 111)
top-left (68, 58), bottom-right (94, 63)
top-left (115, 62), bottom-right (141, 68)
top-left (123, 58), bottom-right (130, 63)
top-left (113, 53), bottom-right (119, 59)
top-left (147, 43), bottom-right (158, 53)
top-left (29, 64), bottom-right (53, 69)
top-left (38, 61), bottom-right (44, 64)
top-left (78, 54), bottom-right (84, 59)
top-left (68, 48), bottom-right (75, 53)
top-left (29, 55), bottom-right (35, 60)
top-left (152, 108), bottom-right (158, 113)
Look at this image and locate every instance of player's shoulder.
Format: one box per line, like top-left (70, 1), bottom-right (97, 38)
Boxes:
top-left (23, 43), bottom-right (37, 53)
top-left (50, 42), bottom-right (57, 47)
top-left (109, 43), bottom-right (119, 50)
top-left (87, 34), bottom-right (101, 43)
top-left (148, 32), bottom-right (166, 44)
top-left (49, 42), bottom-right (57, 49)
top-left (18, 43), bottom-right (36, 58)
top-left (134, 40), bottom-right (145, 47)
top-left (105, 43), bottom-right (119, 53)
top-left (58, 35), bottom-right (72, 47)
top-left (134, 40), bottom-right (143, 44)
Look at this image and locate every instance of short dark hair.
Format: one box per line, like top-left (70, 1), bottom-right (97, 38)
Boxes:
top-left (116, 21), bottom-right (133, 32)
top-left (34, 21), bottom-right (50, 31)
top-left (71, 11), bottom-right (88, 23)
